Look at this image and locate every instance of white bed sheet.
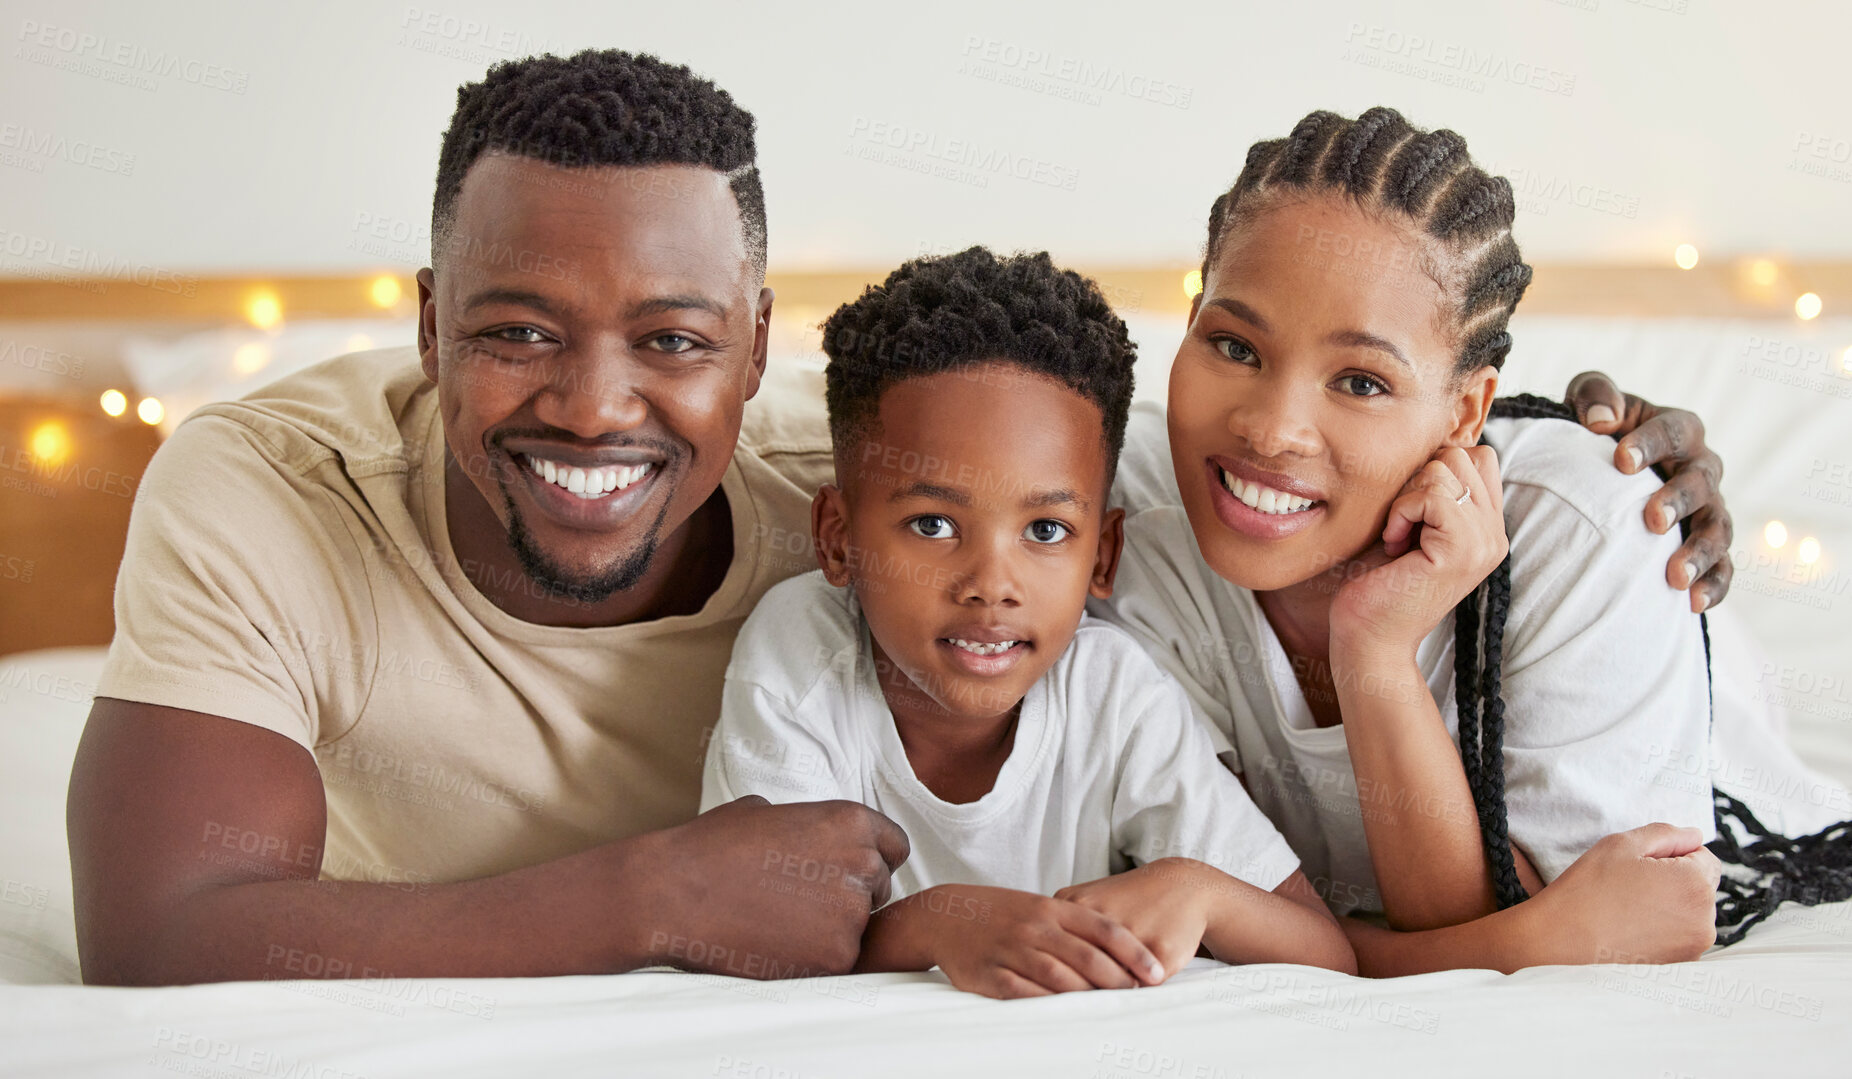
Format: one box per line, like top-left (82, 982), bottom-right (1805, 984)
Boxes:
top-left (4, 914), bottom-right (1850, 1079)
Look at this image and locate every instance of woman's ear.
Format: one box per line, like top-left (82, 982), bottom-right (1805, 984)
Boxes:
top-left (1445, 366), bottom-right (1499, 447)
top-left (812, 483), bottom-right (853, 587)
top-left (1088, 507), bottom-right (1127, 600)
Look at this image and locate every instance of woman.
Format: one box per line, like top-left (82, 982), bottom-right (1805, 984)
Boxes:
top-left (1086, 107), bottom-right (1847, 975)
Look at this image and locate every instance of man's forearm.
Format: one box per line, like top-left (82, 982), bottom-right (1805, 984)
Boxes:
top-left (93, 836), bottom-right (656, 986)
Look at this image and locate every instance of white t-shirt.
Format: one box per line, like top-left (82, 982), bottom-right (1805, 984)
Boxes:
top-left (700, 569), bottom-right (1302, 901)
top-left (1089, 403), bottom-right (1716, 915)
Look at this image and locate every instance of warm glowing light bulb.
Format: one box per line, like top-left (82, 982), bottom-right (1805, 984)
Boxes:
top-left (1182, 269), bottom-right (1203, 299)
top-left (1764, 520), bottom-right (1788, 548)
top-left (369, 275), bottom-right (403, 308)
top-left (1798, 537), bottom-right (1821, 565)
top-left (245, 289), bottom-right (283, 329)
top-left (1796, 292), bottom-right (1823, 320)
top-left (233, 342), bottom-right (270, 375)
top-left (27, 421), bottom-right (70, 464)
top-left (1673, 244), bottom-right (1699, 270)
top-left (1749, 259), bottom-right (1779, 287)
top-left (99, 389), bottom-right (127, 417)
top-left (137, 397), bottom-right (165, 426)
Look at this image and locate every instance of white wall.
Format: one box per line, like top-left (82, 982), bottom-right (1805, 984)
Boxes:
top-left (1, 0), bottom-right (1848, 277)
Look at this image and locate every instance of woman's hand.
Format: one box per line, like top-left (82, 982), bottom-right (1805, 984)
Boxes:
top-left (1565, 372), bottom-right (1733, 611)
top-left (862, 884), bottom-right (1164, 999)
top-left (1330, 445), bottom-right (1508, 663)
top-left (1528, 823), bottom-right (1722, 965)
top-left (1055, 860), bottom-right (1219, 979)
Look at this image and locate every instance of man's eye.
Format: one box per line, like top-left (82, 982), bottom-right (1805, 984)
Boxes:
top-left (909, 515), bottom-right (955, 539)
top-left (1024, 520), bottom-right (1070, 544)
top-left (649, 333), bottom-right (699, 354)
top-left (488, 326), bottom-right (548, 344)
top-left (1336, 374), bottom-right (1388, 397)
top-left (1215, 337), bottom-right (1258, 365)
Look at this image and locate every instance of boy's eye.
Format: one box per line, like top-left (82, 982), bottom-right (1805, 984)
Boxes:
top-left (909, 515), bottom-right (955, 539)
top-left (1335, 373), bottom-right (1388, 397)
top-left (1024, 520), bottom-right (1070, 544)
top-left (1214, 337), bottom-right (1258, 366)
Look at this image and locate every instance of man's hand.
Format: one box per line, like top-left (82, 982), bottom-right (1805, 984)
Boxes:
top-left (1565, 372), bottom-right (1732, 611)
top-left (634, 796), bottom-right (910, 978)
top-left (858, 884), bottom-right (1164, 999)
top-left (1530, 822), bottom-right (1722, 966)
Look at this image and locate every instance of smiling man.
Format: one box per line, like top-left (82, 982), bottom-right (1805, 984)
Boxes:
top-left (66, 50), bottom-right (906, 986)
top-left (66, 49), bottom-right (1732, 986)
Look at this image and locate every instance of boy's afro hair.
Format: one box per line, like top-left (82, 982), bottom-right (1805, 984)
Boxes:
top-left (820, 246), bottom-right (1137, 475)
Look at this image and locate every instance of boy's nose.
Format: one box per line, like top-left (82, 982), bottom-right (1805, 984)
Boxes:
top-left (950, 542), bottom-right (1022, 608)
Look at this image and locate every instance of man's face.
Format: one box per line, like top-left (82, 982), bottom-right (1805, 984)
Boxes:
top-left (418, 154), bottom-right (769, 603)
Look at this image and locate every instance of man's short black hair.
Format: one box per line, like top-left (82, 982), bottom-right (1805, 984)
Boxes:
top-left (432, 48), bottom-right (766, 277)
top-left (820, 246), bottom-right (1137, 481)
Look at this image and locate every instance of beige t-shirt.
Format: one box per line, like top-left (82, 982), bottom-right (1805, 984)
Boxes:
top-left (97, 346), bottom-right (835, 888)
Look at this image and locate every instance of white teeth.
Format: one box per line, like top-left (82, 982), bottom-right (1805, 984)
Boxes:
top-left (521, 456), bottom-right (655, 500)
top-left (947, 638), bottom-right (1020, 657)
top-left (1220, 469), bottom-right (1315, 515)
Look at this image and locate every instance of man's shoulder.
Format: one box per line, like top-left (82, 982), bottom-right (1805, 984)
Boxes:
top-left (186, 346), bottom-right (432, 477)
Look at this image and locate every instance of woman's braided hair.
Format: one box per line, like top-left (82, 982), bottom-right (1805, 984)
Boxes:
top-left (1210, 108), bottom-right (1852, 937)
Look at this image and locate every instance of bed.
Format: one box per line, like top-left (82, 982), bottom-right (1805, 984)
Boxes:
top-left (4, 315), bottom-right (1850, 1076)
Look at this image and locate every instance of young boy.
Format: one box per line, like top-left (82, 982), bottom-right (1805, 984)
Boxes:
top-left (700, 248), bottom-right (1354, 998)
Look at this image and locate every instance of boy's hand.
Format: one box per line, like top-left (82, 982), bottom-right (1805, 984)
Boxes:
top-left (1564, 372), bottom-right (1733, 611)
top-left (1055, 859), bottom-right (1220, 979)
top-left (880, 885), bottom-right (1164, 999)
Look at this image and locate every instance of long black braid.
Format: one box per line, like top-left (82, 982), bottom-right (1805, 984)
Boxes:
top-left (1209, 107), bottom-right (1852, 941)
top-left (1471, 395), bottom-right (1852, 942)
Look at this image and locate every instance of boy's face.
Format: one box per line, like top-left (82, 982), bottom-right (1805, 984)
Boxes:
top-left (814, 362), bottom-right (1125, 725)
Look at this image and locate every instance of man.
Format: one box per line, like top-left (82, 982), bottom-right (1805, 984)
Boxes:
top-left (66, 49), bottom-right (1733, 985)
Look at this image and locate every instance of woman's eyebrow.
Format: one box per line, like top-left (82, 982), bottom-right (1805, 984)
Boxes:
top-left (1205, 297), bottom-right (1269, 332)
top-left (1327, 328), bottom-right (1412, 370)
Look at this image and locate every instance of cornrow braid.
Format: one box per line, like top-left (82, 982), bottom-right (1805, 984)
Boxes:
top-left (1202, 107), bottom-right (1530, 378)
top-left (1467, 393), bottom-right (1852, 936)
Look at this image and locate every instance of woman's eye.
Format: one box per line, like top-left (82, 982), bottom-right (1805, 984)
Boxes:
top-left (909, 515), bottom-right (955, 539)
top-left (1024, 520), bottom-right (1070, 544)
top-left (1214, 337), bottom-right (1258, 366)
top-left (1336, 374), bottom-right (1388, 397)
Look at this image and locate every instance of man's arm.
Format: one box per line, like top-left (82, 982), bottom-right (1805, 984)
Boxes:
top-left (1564, 372), bottom-right (1733, 611)
top-left (69, 699), bottom-right (908, 986)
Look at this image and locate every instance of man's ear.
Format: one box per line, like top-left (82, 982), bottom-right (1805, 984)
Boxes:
top-left (1444, 366), bottom-right (1499, 447)
top-left (416, 267), bottom-right (440, 382)
top-left (744, 286), bottom-right (773, 403)
top-left (812, 482), bottom-right (853, 587)
top-left (1088, 506), bottom-right (1127, 600)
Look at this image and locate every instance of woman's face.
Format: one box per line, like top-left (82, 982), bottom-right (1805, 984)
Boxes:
top-left (1166, 194), bottom-right (1495, 592)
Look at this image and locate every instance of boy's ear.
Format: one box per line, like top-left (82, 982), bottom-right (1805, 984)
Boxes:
top-left (1444, 366), bottom-right (1499, 448)
top-left (812, 482), bottom-right (853, 587)
top-left (1088, 506), bottom-right (1127, 600)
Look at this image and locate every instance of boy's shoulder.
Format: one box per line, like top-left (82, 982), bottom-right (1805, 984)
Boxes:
top-left (1043, 615), bottom-right (1182, 722)
top-left (729, 569), bottom-right (861, 702)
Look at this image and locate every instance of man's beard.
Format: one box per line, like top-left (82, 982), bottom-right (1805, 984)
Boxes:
top-left (500, 486), bottom-right (671, 605)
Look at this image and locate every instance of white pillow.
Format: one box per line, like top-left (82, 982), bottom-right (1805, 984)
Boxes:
top-left (0, 647), bottom-right (97, 985)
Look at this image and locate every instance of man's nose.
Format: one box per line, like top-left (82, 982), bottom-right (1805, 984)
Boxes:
top-left (532, 345), bottom-right (648, 438)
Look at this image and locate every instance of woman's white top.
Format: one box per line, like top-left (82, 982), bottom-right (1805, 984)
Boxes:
top-left (1089, 403), bottom-right (1716, 915)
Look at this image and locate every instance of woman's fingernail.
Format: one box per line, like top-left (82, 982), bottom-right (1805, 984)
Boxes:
top-left (1623, 446), bottom-right (1644, 472)
top-left (1148, 961), bottom-right (1165, 982)
top-left (1587, 404), bottom-right (1617, 426)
